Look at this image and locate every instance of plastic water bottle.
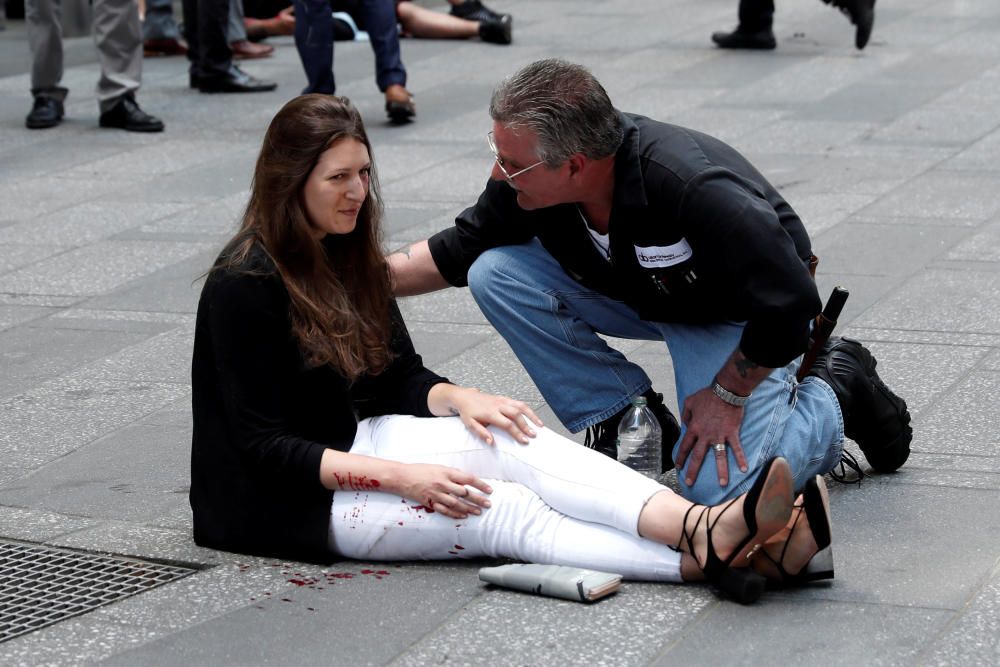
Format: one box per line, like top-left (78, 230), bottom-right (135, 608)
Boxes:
top-left (616, 396), bottom-right (662, 479)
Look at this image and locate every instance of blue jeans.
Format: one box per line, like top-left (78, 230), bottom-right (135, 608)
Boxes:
top-left (467, 239), bottom-right (844, 505)
top-left (292, 0), bottom-right (405, 94)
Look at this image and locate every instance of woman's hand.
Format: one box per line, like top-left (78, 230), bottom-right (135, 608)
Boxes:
top-left (428, 384), bottom-right (543, 445)
top-left (398, 463), bottom-right (493, 519)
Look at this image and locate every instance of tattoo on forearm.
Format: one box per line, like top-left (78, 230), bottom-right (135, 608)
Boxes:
top-left (735, 357), bottom-right (760, 378)
top-left (449, 407), bottom-right (460, 416)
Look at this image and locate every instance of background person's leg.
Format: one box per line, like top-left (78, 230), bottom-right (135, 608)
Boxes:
top-left (292, 0), bottom-right (335, 93)
top-left (467, 240), bottom-right (663, 433)
top-left (738, 0), bottom-right (774, 32)
top-left (26, 0), bottom-right (68, 101)
top-left (357, 0), bottom-right (405, 90)
top-left (92, 0), bottom-right (142, 112)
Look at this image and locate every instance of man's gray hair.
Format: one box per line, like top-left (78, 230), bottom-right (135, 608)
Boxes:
top-left (489, 59), bottom-right (624, 166)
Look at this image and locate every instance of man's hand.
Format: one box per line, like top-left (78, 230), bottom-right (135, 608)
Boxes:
top-left (675, 387), bottom-right (749, 486)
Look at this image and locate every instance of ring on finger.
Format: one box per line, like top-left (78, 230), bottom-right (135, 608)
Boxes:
top-left (712, 442), bottom-right (727, 454)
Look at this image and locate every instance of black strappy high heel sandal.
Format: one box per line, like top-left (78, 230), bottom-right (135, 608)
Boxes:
top-left (755, 474), bottom-right (835, 587)
top-left (678, 457), bottom-right (794, 604)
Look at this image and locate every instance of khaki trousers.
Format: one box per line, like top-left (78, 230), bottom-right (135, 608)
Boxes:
top-left (26, 0), bottom-right (143, 111)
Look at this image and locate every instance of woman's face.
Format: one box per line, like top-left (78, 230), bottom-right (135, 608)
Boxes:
top-left (302, 137), bottom-right (371, 239)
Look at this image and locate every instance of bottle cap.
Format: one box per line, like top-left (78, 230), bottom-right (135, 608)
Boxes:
top-left (631, 396), bottom-right (647, 407)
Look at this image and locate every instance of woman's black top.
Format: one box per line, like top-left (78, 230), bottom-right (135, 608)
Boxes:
top-left (190, 243), bottom-right (447, 562)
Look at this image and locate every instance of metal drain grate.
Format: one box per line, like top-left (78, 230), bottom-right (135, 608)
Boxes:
top-left (0, 539), bottom-right (197, 643)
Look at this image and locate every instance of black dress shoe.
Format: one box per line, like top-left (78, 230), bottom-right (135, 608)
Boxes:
top-left (824, 0), bottom-right (876, 49)
top-left (479, 14), bottom-right (512, 45)
top-left (808, 336), bottom-right (911, 473)
top-left (711, 27), bottom-right (777, 50)
top-left (450, 0), bottom-right (502, 22)
top-left (197, 65), bottom-right (277, 93)
top-left (99, 94), bottom-right (165, 132)
top-left (25, 96), bottom-right (64, 129)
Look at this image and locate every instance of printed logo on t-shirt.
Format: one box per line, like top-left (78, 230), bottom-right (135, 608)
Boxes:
top-left (634, 239), bottom-right (693, 268)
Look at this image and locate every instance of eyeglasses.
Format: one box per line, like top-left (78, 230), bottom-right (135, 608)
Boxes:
top-left (487, 131), bottom-right (545, 183)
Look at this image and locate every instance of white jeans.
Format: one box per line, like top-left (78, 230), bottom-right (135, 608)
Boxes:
top-left (329, 415), bottom-right (683, 582)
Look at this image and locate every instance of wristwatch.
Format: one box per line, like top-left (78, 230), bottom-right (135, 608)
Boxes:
top-left (711, 379), bottom-right (751, 407)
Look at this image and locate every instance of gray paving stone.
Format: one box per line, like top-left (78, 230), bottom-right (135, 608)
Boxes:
top-left (943, 128), bottom-right (1000, 172)
top-left (51, 521), bottom-right (223, 566)
top-left (872, 104), bottom-right (1000, 147)
top-left (844, 325), bottom-right (1000, 348)
top-left (853, 269), bottom-right (1000, 334)
top-left (398, 583), bottom-right (713, 667)
top-left (385, 155), bottom-right (496, 204)
top-left (79, 249), bottom-right (219, 314)
top-left (0, 505), bottom-right (97, 542)
top-left (383, 202), bottom-right (457, 238)
top-left (0, 243), bottom-right (64, 274)
top-left (946, 219), bottom-right (1000, 261)
top-left (0, 324), bottom-right (149, 401)
top-left (100, 562), bottom-right (488, 667)
top-left (0, 239), bottom-right (214, 297)
top-left (0, 303), bottom-right (52, 332)
top-left (407, 322), bottom-right (496, 369)
top-left (433, 336), bottom-right (543, 408)
top-left (662, 107), bottom-right (787, 145)
top-left (0, 374), bottom-right (189, 485)
top-left (909, 371), bottom-right (1000, 458)
top-left (396, 287), bottom-right (491, 327)
top-left (0, 421), bottom-right (190, 524)
top-left (920, 566), bottom-right (1000, 665)
top-left (732, 119), bottom-right (876, 156)
top-left (654, 597), bottom-right (949, 666)
top-left (76, 326), bottom-right (195, 384)
top-left (816, 221), bottom-right (969, 279)
top-left (860, 340), bottom-right (988, 419)
top-left (814, 273), bottom-right (900, 326)
top-left (0, 617), bottom-right (164, 666)
top-left (0, 200), bottom-right (188, 247)
top-left (818, 481), bottom-right (1000, 609)
top-left (789, 191), bottom-right (882, 237)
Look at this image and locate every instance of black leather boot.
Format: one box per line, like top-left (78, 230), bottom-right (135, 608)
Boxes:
top-left (808, 336), bottom-right (911, 473)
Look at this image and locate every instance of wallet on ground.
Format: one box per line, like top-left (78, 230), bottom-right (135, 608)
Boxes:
top-left (478, 563), bottom-right (622, 602)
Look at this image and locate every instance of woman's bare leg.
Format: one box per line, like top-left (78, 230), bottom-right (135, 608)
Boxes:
top-left (396, 1), bottom-right (479, 39)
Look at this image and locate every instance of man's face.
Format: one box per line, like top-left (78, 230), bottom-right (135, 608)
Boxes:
top-left (489, 122), bottom-right (570, 210)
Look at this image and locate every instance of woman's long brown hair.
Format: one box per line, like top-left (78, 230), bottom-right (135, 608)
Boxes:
top-left (216, 94), bottom-right (393, 380)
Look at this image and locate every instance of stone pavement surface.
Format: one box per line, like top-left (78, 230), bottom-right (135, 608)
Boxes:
top-left (2, 0), bottom-right (1000, 664)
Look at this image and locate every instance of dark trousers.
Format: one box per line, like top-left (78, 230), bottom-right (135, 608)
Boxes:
top-left (182, 0), bottom-right (232, 77)
top-left (738, 0), bottom-right (775, 31)
top-left (292, 0), bottom-right (405, 95)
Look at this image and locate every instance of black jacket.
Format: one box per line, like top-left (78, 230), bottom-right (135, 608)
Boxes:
top-left (190, 242), bottom-right (447, 562)
top-left (428, 112), bottom-right (821, 368)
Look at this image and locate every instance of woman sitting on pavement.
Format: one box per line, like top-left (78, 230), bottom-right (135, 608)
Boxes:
top-left (189, 94), bottom-right (835, 604)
